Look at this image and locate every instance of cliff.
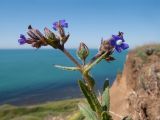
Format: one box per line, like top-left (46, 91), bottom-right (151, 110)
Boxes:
top-left (110, 44), bottom-right (160, 120)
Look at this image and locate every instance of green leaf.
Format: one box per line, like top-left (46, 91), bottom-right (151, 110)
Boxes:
top-left (102, 80), bottom-right (110, 112)
top-left (84, 73), bottom-right (95, 89)
top-left (101, 111), bottom-right (112, 120)
top-left (78, 80), bottom-right (96, 111)
top-left (78, 103), bottom-right (97, 120)
top-left (54, 64), bottom-right (80, 71)
top-left (103, 79), bottom-right (109, 92)
top-left (78, 80), bottom-right (103, 118)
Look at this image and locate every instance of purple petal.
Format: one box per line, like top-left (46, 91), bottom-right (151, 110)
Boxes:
top-left (18, 34), bottom-right (27, 45)
top-left (53, 22), bottom-right (58, 26)
top-left (112, 35), bottom-right (120, 41)
top-left (115, 46), bottom-right (122, 52)
top-left (53, 20), bottom-right (68, 30)
top-left (53, 26), bottom-right (57, 31)
top-left (20, 34), bottom-right (26, 39)
top-left (18, 38), bottom-right (26, 45)
top-left (121, 37), bottom-right (125, 42)
top-left (109, 39), bottom-right (116, 46)
top-left (59, 20), bottom-right (68, 28)
top-left (53, 22), bottom-right (58, 31)
top-left (63, 23), bottom-right (68, 28)
top-left (59, 20), bottom-right (65, 24)
top-left (121, 43), bottom-right (129, 50)
top-left (112, 35), bottom-right (125, 42)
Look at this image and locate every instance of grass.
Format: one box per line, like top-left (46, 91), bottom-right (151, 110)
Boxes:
top-left (0, 99), bottom-right (84, 120)
top-left (135, 44), bottom-right (160, 61)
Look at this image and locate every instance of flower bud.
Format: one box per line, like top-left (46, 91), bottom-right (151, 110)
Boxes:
top-left (26, 25), bottom-right (48, 48)
top-left (27, 25), bottom-right (44, 40)
top-left (52, 20), bottom-right (69, 46)
top-left (99, 39), bottom-right (114, 54)
top-left (44, 27), bottom-right (57, 40)
top-left (77, 42), bottom-right (89, 62)
top-left (44, 27), bottom-right (61, 49)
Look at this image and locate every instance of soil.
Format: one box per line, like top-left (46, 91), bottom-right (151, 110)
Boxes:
top-left (110, 44), bottom-right (160, 120)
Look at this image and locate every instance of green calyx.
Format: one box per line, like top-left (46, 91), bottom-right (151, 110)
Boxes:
top-left (77, 42), bottom-right (89, 63)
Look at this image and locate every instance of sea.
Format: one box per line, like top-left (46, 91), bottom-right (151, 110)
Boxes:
top-left (0, 49), bottom-right (128, 105)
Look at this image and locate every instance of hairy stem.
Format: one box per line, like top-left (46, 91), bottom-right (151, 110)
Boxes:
top-left (61, 48), bottom-right (81, 68)
top-left (60, 48), bottom-right (103, 118)
top-left (83, 52), bottom-right (108, 74)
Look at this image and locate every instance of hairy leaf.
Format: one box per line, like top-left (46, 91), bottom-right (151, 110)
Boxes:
top-left (84, 73), bottom-right (95, 89)
top-left (101, 111), bottom-right (112, 120)
top-left (78, 103), bottom-right (97, 120)
top-left (102, 80), bottom-right (110, 112)
top-left (78, 80), bottom-right (96, 111)
top-left (78, 80), bottom-right (103, 118)
top-left (54, 64), bottom-right (80, 71)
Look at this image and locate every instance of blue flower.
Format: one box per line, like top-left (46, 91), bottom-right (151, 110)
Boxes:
top-left (18, 34), bottom-right (27, 45)
top-left (109, 32), bottom-right (129, 52)
top-left (53, 20), bottom-right (68, 31)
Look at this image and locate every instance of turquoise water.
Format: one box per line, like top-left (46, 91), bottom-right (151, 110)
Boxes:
top-left (0, 49), bottom-right (127, 105)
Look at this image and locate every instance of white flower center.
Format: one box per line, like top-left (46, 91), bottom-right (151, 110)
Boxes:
top-left (116, 40), bottom-right (123, 45)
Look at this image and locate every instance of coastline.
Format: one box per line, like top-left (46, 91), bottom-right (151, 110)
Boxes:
top-left (0, 75), bottom-right (115, 106)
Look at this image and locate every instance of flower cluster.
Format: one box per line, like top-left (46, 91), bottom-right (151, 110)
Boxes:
top-left (52, 20), bottom-right (69, 46)
top-left (94, 32), bottom-right (129, 62)
top-left (53, 20), bottom-right (68, 31)
top-left (18, 20), bottom-right (69, 49)
top-left (99, 32), bottom-right (129, 53)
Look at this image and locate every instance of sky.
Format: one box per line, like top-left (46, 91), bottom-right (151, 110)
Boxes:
top-left (0, 0), bottom-right (160, 49)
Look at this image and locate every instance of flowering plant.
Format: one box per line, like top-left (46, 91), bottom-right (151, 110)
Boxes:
top-left (18, 20), bottom-right (130, 120)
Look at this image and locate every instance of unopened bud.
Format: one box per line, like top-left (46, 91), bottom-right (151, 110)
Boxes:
top-left (27, 25), bottom-right (44, 40)
top-left (44, 27), bottom-right (57, 40)
top-left (44, 27), bottom-right (61, 49)
top-left (99, 39), bottom-right (114, 54)
top-left (77, 42), bottom-right (89, 62)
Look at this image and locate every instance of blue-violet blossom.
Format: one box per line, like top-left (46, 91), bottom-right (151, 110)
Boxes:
top-left (109, 32), bottom-right (129, 52)
top-left (18, 34), bottom-right (27, 45)
top-left (53, 20), bottom-right (68, 31)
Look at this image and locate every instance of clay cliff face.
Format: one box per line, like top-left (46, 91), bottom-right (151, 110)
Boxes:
top-left (110, 44), bottom-right (160, 120)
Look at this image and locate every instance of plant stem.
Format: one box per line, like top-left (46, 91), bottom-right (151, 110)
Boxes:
top-left (60, 48), bottom-right (94, 89)
top-left (60, 48), bottom-right (103, 118)
top-left (83, 52), bottom-right (108, 74)
top-left (61, 48), bottom-right (81, 68)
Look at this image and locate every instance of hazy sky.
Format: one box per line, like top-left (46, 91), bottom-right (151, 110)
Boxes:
top-left (0, 0), bottom-right (160, 49)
